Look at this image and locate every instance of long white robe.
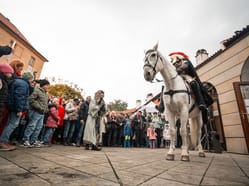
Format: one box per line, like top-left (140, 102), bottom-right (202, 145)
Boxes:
top-left (83, 100), bottom-right (105, 145)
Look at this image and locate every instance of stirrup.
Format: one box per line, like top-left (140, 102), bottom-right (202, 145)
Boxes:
top-left (199, 104), bottom-right (207, 111)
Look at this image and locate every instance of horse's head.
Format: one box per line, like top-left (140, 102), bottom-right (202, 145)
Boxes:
top-left (143, 43), bottom-right (163, 82)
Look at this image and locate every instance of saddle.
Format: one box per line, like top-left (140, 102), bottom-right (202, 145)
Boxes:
top-left (182, 76), bottom-right (213, 108)
top-left (155, 78), bottom-right (213, 118)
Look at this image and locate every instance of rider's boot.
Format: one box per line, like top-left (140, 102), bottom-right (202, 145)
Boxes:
top-left (190, 80), bottom-right (206, 111)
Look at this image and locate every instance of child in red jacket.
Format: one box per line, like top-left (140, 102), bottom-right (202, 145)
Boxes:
top-left (41, 102), bottom-right (59, 146)
top-left (52, 97), bottom-right (65, 144)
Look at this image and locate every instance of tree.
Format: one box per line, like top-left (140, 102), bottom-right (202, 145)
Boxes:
top-left (47, 84), bottom-right (83, 100)
top-left (107, 99), bottom-right (128, 111)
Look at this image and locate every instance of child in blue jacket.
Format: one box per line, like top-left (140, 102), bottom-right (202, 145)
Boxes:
top-left (123, 116), bottom-right (133, 148)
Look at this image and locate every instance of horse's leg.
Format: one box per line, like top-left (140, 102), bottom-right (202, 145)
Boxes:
top-left (189, 118), bottom-right (197, 150)
top-left (197, 113), bottom-right (205, 157)
top-left (166, 111), bottom-right (176, 161)
top-left (180, 107), bottom-right (190, 161)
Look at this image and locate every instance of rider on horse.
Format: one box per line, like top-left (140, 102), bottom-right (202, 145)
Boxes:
top-left (169, 52), bottom-right (211, 112)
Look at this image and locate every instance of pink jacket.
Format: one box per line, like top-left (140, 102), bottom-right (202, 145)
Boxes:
top-left (147, 127), bottom-right (157, 140)
top-left (45, 106), bottom-right (59, 128)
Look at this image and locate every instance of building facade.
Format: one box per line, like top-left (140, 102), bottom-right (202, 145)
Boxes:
top-left (196, 25), bottom-right (249, 154)
top-left (0, 13), bottom-right (47, 78)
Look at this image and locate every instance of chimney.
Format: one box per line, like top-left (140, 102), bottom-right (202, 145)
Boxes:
top-left (220, 40), bottom-right (227, 50)
top-left (136, 100), bottom-right (142, 108)
top-left (195, 49), bottom-right (208, 65)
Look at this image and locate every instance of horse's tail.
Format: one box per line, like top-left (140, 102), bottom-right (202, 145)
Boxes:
top-left (189, 118), bottom-right (198, 148)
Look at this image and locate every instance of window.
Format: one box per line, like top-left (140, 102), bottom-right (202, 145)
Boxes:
top-left (28, 56), bottom-right (35, 66)
top-left (27, 57), bottom-right (35, 72)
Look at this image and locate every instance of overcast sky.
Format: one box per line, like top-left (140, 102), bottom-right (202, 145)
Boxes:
top-left (1, 0), bottom-right (249, 108)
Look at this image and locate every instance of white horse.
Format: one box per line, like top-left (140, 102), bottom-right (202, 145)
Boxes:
top-left (143, 43), bottom-right (205, 161)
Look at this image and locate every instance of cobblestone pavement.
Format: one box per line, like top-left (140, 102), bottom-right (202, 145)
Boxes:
top-left (0, 145), bottom-right (249, 186)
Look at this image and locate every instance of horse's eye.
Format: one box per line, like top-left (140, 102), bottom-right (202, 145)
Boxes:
top-left (151, 53), bottom-right (156, 58)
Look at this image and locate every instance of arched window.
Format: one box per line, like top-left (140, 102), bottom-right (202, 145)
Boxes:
top-left (241, 56), bottom-right (249, 82)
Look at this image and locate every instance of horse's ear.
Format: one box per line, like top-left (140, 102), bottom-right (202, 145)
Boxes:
top-left (153, 42), bottom-right (159, 51)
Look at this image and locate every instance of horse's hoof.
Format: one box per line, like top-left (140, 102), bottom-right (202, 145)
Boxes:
top-left (181, 155), bottom-right (190, 162)
top-left (166, 154), bottom-right (175, 161)
top-left (199, 152), bottom-right (205, 157)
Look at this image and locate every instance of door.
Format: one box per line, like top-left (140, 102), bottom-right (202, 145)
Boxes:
top-left (233, 82), bottom-right (249, 151)
top-left (203, 82), bottom-right (226, 151)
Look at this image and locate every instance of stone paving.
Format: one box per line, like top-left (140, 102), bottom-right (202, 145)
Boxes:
top-left (0, 145), bottom-right (249, 186)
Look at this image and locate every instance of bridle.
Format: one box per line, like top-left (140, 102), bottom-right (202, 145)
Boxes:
top-left (143, 49), bottom-right (163, 75)
top-left (143, 49), bottom-right (176, 82)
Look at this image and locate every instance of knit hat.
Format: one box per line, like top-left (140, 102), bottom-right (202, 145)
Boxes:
top-left (22, 72), bottom-right (34, 81)
top-left (0, 63), bottom-right (14, 74)
top-left (36, 79), bottom-right (50, 87)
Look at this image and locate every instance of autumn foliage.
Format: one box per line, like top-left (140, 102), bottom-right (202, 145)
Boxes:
top-left (47, 84), bottom-right (83, 100)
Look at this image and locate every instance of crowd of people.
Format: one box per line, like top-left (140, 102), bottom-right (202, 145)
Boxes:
top-left (0, 46), bottom-right (178, 152)
top-left (0, 62), bottom-right (173, 151)
top-left (0, 71), bottom-right (173, 151)
top-left (102, 110), bottom-right (171, 149)
top-left (0, 56), bottom-right (52, 150)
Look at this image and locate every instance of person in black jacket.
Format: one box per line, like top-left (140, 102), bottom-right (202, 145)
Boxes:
top-left (0, 72), bottom-right (34, 151)
top-left (76, 96), bottom-right (91, 147)
top-left (0, 64), bottom-right (14, 136)
top-left (106, 111), bottom-right (118, 147)
top-left (0, 45), bottom-right (13, 129)
top-left (169, 52), bottom-right (210, 110)
top-left (132, 111), bottom-right (145, 147)
top-left (170, 52), bottom-right (213, 112)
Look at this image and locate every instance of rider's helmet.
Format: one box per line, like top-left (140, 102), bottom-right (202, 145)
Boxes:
top-left (169, 52), bottom-right (189, 67)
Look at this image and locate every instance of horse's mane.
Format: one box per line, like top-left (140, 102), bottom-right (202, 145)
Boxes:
top-left (145, 49), bottom-right (155, 55)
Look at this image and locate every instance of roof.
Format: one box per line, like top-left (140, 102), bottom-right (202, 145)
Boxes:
top-left (196, 25), bottom-right (249, 69)
top-left (0, 13), bottom-right (48, 61)
top-left (222, 25), bottom-right (249, 47)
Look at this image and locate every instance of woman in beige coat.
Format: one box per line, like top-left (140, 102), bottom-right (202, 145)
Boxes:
top-left (83, 90), bottom-right (106, 150)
